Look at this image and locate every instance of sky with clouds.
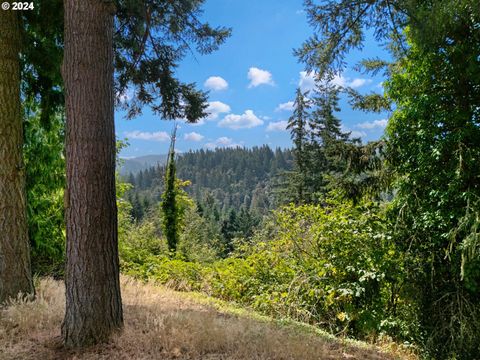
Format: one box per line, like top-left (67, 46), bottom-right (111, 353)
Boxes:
top-left (116, 0), bottom-right (390, 157)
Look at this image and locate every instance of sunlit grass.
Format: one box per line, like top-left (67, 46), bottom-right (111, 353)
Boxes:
top-left (0, 276), bottom-right (416, 359)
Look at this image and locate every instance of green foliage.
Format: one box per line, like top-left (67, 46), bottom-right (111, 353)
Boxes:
top-left (24, 109), bottom-right (65, 276)
top-left (285, 88), bottom-right (311, 204)
top-left (284, 80), bottom-right (361, 204)
top-left (114, 0), bottom-right (231, 121)
top-left (162, 131), bottom-right (179, 253)
top-left (385, 25), bottom-right (480, 358)
top-left (119, 196), bottom-right (412, 342)
top-left (125, 145), bottom-right (294, 220)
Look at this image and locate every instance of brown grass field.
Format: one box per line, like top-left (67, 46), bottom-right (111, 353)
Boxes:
top-left (0, 277), bottom-right (416, 360)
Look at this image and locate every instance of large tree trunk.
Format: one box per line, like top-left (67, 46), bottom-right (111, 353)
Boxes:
top-left (62, 0), bottom-right (122, 347)
top-left (0, 12), bottom-right (34, 303)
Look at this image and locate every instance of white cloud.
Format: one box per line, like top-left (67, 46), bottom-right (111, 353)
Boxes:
top-left (266, 120), bottom-right (289, 132)
top-left (341, 125), bottom-right (366, 140)
top-left (204, 136), bottom-right (242, 149)
top-left (298, 71), bottom-right (372, 91)
top-left (349, 130), bottom-right (367, 138)
top-left (330, 74), bottom-right (372, 88)
top-left (124, 130), bottom-right (170, 142)
top-left (219, 110), bottom-right (264, 129)
top-left (217, 137), bottom-right (233, 145)
top-left (276, 101), bottom-right (295, 112)
top-left (184, 132), bottom-right (204, 142)
top-left (357, 119), bottom-right (388, 130)
top-left (248, 67), bottom-right (275, 88)
top-left (299, 71), bottom-right (316, 92)
top-left (206, 101), bottom-right (231, 121)
top-left (204, 76), bottom-right (229, 91)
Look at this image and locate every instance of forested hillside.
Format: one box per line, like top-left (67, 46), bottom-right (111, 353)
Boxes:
top-left (124, 146), bottom-right (294, 219)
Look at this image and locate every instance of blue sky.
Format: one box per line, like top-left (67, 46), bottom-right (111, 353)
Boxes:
top-left (116, 0), bottom-right (389, 158)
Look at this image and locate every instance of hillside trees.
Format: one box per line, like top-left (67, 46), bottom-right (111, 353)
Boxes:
top-left (297, 0), bottom-right (480, 356)
top-left (285, 81), bottom-right (353, 204)
top-left (386, 27), bottom-right (480, 358)
top-left (0, 12), bottom-right (34, 303)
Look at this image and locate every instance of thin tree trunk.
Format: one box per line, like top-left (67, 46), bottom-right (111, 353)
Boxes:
top-left (62, 0), bottom-right (122, 347)
top-left (0, 11), bottom-right (34, 303)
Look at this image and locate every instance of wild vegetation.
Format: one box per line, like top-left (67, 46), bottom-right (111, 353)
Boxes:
top-left (1, 277), bottom-right (412, 360)
top-left (0, 0), bottom-right (478, 359)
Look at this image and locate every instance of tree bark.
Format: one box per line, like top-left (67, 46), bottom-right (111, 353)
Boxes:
top-left (62, 0), bottom-right (122, 347)
top-left (0, 12), bottom-right (34, 303)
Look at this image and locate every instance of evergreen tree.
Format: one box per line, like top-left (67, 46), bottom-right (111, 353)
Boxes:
top-left (161, 126), bottom-right (179, 253)
top-left (220, 209), bottom-right (238, 256)
top-left (286, 88), bottom-right (311, 204)
top-left (308, 80), bottom-right (352, 197)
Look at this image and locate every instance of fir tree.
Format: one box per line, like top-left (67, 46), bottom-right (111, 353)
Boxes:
top-left (286, 88), bottom-right (311, 204)
top-left (308, 80), bottom-right (352, 196)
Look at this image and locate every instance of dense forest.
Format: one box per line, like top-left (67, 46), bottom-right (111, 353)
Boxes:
top-left (124, 146), bottom-right (294, 220)
top-left (1, 1), bottom-right (479, 359)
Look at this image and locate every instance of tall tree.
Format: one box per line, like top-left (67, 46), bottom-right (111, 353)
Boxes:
top-left (62, 0), bottom-right (122, 347)
top-left (61, 0), bottom-right (229, 347)
top-left (308, 80), bottom-right (352, 197)
top-left (0, 12), bottom-right (34, 303)
top-left (286, 88), bottom-right (311, 204)
top-left (162, 126), bottom-right (179, 253)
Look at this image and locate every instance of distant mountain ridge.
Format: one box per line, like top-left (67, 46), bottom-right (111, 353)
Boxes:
top-left (119, 154), bottom-right (168, 176)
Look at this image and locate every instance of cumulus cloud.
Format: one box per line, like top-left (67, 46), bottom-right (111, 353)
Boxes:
top-left (204, 76), bottom-right (229, 91)
top-left (184, 132), bottom-right (204, 142)
top-left (124, 130), bottom-right (170, 142)
top-left (204, 136), bottom-right (242, 149)
top-left (266, 120), bottom-right (289, 132)
top-left (248, 67), bottom-right (275, 88)
top-left (299, 71), bottom-right (372, 91)
top-left (357, 119), bottom-right (388, 130)
top-left (276, 101), bottom-right (295, 112)
top-left (219, 110), bottom-right (264, 129)
top-left (206, 101), bottom-right (231, 121)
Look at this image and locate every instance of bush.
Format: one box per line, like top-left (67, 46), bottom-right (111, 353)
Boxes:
top-left (119, 196), bottom-right (415, 342)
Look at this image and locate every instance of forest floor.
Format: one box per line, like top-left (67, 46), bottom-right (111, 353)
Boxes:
top-left (0, 277), bottom-right (416, 360)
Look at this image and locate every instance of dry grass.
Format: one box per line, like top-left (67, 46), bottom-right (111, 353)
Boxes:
top-left (0, 277), bottom-right (414, 360)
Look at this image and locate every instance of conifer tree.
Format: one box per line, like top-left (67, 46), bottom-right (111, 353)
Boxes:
top-left (286, 88), bottom-right (311, 204)
top-left (308, 80), bottom-right (352, 196)
top-left (162, 126), bottom-right (179, 253)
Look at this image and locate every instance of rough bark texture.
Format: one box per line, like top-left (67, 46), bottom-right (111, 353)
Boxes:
top-left (62, 0), bottom-right (123, 347)
top-left (0, 12), bottom-right (34, 303)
